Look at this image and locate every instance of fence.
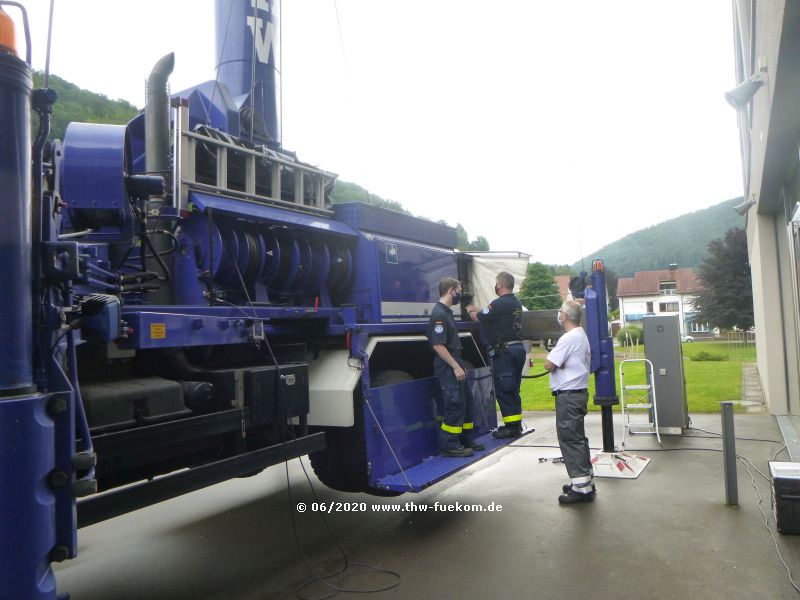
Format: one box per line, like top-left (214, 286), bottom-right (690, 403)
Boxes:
top-left (727, 330), bottom-right (756, 361)
top-left (620, 332), bottom-right (645, 360)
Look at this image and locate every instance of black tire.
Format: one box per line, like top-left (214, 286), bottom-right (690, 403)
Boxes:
top-left (310, 377), bottom-right (411, 496)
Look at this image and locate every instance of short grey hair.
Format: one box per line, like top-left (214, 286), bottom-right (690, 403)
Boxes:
top-left (561, 300), bottom-right (582, 324)
top-left (496, 271), bottom-right (514, 290)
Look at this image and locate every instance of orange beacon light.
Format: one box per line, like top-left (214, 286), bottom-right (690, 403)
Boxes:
top-left (0, 7), bottom-right (17, 56)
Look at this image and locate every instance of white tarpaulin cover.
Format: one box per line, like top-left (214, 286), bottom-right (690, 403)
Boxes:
top-left (465, 252), bottom-right (531, 308)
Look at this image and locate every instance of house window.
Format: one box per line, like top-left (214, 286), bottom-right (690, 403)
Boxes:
top-left (659, 302), bottom-right (679, 312)
top-left (690, 322), bottom-right (709, 333)
top-left (659, 281), bottom-right (677, 295)
top-left (646, 302), bottom-right (654, 313)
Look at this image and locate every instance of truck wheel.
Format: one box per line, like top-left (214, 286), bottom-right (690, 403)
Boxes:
top-left (310, 374), bottom-right (413, 496)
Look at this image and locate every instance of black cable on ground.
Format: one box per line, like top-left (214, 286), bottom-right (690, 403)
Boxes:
top-left (688, 426), bottom-right (783, 444)
top-left (291, 456), bottom-right (402, 600)
top-left (271, 347), bottom-right (402, 599)
top-left (508, 438), bottom-right (800, 595)
top-left (229, 257), bottom-right (401, 598)
top-left (737, 447), bottom-right (800, 594)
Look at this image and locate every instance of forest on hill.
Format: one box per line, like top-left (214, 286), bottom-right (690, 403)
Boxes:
top-left (32, 72), bottom-right (139, 140)
top-left (331, 180), bottom-right (489, 250)
top-left (571, 197), bottom-right (745, 276)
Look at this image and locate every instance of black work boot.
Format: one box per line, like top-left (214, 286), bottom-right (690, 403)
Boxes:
top-left (492, 426), bottom-right (522, 439)
top-left (462, 440), bottom-right (485, 451)
top-left (441, 446), bottom-right (474, 458)
top-left (558, 488), bottom-right (596, 504)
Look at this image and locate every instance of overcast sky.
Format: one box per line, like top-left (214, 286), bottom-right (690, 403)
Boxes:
top-left (17, 1), bottom-right (743, 266)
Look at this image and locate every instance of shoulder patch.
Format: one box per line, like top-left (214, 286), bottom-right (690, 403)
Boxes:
top-left (434, 324), bottom-right (444, 334)
top-left (482, 307), bottom-right (490, 315)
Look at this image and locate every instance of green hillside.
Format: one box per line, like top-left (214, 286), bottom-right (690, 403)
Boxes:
top-left (572, 197), bottom-right (745, 276)
top-left (331, 179), bottom-right (489, 250)
top-left (33, 72), bottom-right (139, 141)
top-left (330, 180), bottom-right (410, 214)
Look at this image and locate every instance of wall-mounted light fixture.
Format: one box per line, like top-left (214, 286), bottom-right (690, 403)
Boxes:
top-left (733, 198), bottom-right (756, 215)
top-left (791, 203), bottom-right (800, 234)
top-left (725, 71), bottom-right (768, 110)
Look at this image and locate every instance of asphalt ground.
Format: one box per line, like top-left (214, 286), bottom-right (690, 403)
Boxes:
top-left (54, 411), bottom-right (800, 599)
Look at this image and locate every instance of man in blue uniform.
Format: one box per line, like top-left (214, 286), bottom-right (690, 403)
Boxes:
top-left (465, 271), bottom-right (526, 439)
top-left (428, 278), bottom-right (484, 457)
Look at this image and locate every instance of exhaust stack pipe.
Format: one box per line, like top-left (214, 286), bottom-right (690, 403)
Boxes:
top-left (145, 52), bottom-right (175, 174)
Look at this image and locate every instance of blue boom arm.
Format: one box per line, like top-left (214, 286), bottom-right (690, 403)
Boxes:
top-left (576, 259), bottom-right (619, 452)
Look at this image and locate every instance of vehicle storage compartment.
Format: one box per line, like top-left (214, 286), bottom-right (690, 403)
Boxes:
top-left (364, 365), bottom-right (513, 493)
top-left (360, 334), bottom-right (525, 493)
top-left (82, 377), bottom-right (191, 433)
top-left (243, 364), bottom-right (310, 425)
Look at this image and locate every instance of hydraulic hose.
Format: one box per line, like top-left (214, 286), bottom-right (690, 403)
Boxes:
top-left (64, 291), bottom-right (94, 480)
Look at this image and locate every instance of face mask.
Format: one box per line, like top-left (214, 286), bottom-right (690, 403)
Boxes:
top-left (451, 291), bottom-right (462, 305)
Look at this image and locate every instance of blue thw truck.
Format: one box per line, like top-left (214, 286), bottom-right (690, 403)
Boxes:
top-left (0, 2), bottom-right (617, 597)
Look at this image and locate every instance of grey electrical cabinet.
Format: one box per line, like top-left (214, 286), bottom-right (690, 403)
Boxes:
top-left (643, 315), bottom-right (689, 434)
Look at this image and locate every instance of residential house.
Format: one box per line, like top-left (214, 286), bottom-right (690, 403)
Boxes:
top-left (617, 267), bottom-right (707, 337)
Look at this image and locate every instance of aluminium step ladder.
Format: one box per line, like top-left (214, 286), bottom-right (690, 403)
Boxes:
top-left (619, 358), bottom-right (661, 446)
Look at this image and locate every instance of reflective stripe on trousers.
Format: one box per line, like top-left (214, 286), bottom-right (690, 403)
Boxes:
top-left (435, 356), bottom-right (475, 450)
top-left (491, 344), bottom-right (526, 424)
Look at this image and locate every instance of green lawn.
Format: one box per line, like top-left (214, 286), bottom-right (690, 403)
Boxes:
top-left (520, 339), bottom-right (755, 413)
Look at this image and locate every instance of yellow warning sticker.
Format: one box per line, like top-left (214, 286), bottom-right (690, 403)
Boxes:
top-left (150, 323), bottom-right (166, 339)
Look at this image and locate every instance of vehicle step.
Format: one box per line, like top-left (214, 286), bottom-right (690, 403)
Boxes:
top-left (375, 428), bottom-right (533, 492)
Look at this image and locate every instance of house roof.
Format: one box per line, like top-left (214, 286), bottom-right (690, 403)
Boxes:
top-left (554, 275), bottom-right (571, 301)
top-left (617, 268), bottom-right (703, 297)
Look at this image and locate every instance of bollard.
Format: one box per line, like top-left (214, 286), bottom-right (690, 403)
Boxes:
top-left (721, 401), bottom-right (738, 506)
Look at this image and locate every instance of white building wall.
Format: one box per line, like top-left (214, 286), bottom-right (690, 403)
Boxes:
top-left (619, 293), bottom-right (698, 335)
top-left (776, 209), bottom-right (800, 415)
top-left (749, 212), bottom-right (789, 414)
top-left (731, 1), bottom-right (800, 416)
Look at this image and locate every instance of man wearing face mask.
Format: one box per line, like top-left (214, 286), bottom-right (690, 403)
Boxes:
top-left (545, 299), bottom-right (595, 504)
top-left (465, 271), bottom-right (526, 439)
top-left (428, 278), bottom-right (484, 457)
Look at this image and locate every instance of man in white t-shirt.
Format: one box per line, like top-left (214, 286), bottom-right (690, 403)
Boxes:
top-left (544, 299), bottom-right (595, 504)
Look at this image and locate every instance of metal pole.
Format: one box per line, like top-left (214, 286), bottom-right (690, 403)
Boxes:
top-left (0, 49), bottom-right (60, 598)
top-left (588, 262), bottom-right (619, 452)
top-left (721, 401), bottom-right (738, 506)
top-left (600, 406), bottom-right (615, 452)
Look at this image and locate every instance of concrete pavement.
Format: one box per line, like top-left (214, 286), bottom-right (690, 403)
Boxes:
top-left (54, 411), bottom-right (800, 599)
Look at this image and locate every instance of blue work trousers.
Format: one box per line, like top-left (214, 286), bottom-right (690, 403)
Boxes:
top-left (434, 356), bottom-right (475, 451)
top-left (491, 344), bottom-right (526, 428)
